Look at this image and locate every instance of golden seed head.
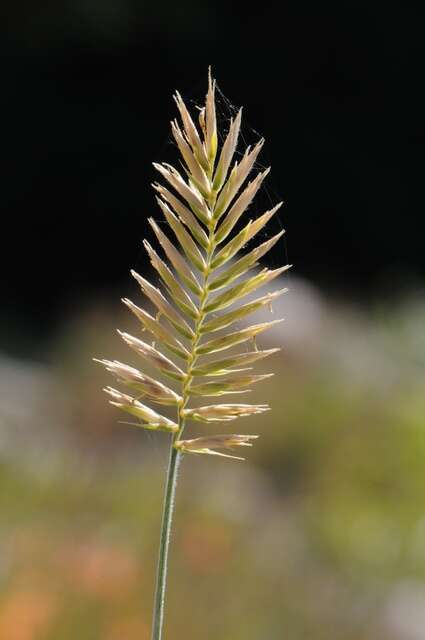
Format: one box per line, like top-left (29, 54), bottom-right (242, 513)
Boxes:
top-left (96, 70), bottom-right (288, 460)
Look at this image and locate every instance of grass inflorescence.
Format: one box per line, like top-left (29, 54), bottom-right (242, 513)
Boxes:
top-left (95, 69), bottom-right (289, 640)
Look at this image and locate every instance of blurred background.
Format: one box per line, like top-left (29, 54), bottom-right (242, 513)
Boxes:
top-left (1, 1), bottom-right (424, 638)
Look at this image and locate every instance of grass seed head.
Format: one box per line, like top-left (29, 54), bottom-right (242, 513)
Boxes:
top-left (97, 70), bottom-right (289, 461)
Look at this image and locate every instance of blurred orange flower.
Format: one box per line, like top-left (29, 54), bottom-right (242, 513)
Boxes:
top-left (0, 590), bottom-right (57, 640)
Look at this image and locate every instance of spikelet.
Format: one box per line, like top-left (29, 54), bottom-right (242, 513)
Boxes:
top-left (175, 435), bottom-right (259, 461)
top-left (95, 70), bottom-right (289, 456)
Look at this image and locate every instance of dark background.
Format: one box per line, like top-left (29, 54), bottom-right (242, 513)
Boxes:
top-left (1, 0), bottom-right (424, 350)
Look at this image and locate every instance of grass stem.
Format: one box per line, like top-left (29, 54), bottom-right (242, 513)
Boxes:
top-left (151, 439), bottom-right (182, 640)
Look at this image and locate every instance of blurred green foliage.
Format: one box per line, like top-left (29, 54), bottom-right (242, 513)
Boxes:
top-left (0, 286), bottom-right (424, 639)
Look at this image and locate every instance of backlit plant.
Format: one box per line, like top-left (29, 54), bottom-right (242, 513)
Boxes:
top-left (96, 70), bottom-right (289, 640)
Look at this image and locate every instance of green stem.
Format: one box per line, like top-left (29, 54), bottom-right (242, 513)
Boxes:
top-left (151, 436), bottom-right (182, 640)
top-left (151, 218), bottom-right (217, 640)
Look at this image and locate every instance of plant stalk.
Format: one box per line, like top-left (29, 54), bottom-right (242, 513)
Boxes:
top-left (151, 207), bottom-right (217, 640)
top-left (151, 436), bottom-right (182, 640)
